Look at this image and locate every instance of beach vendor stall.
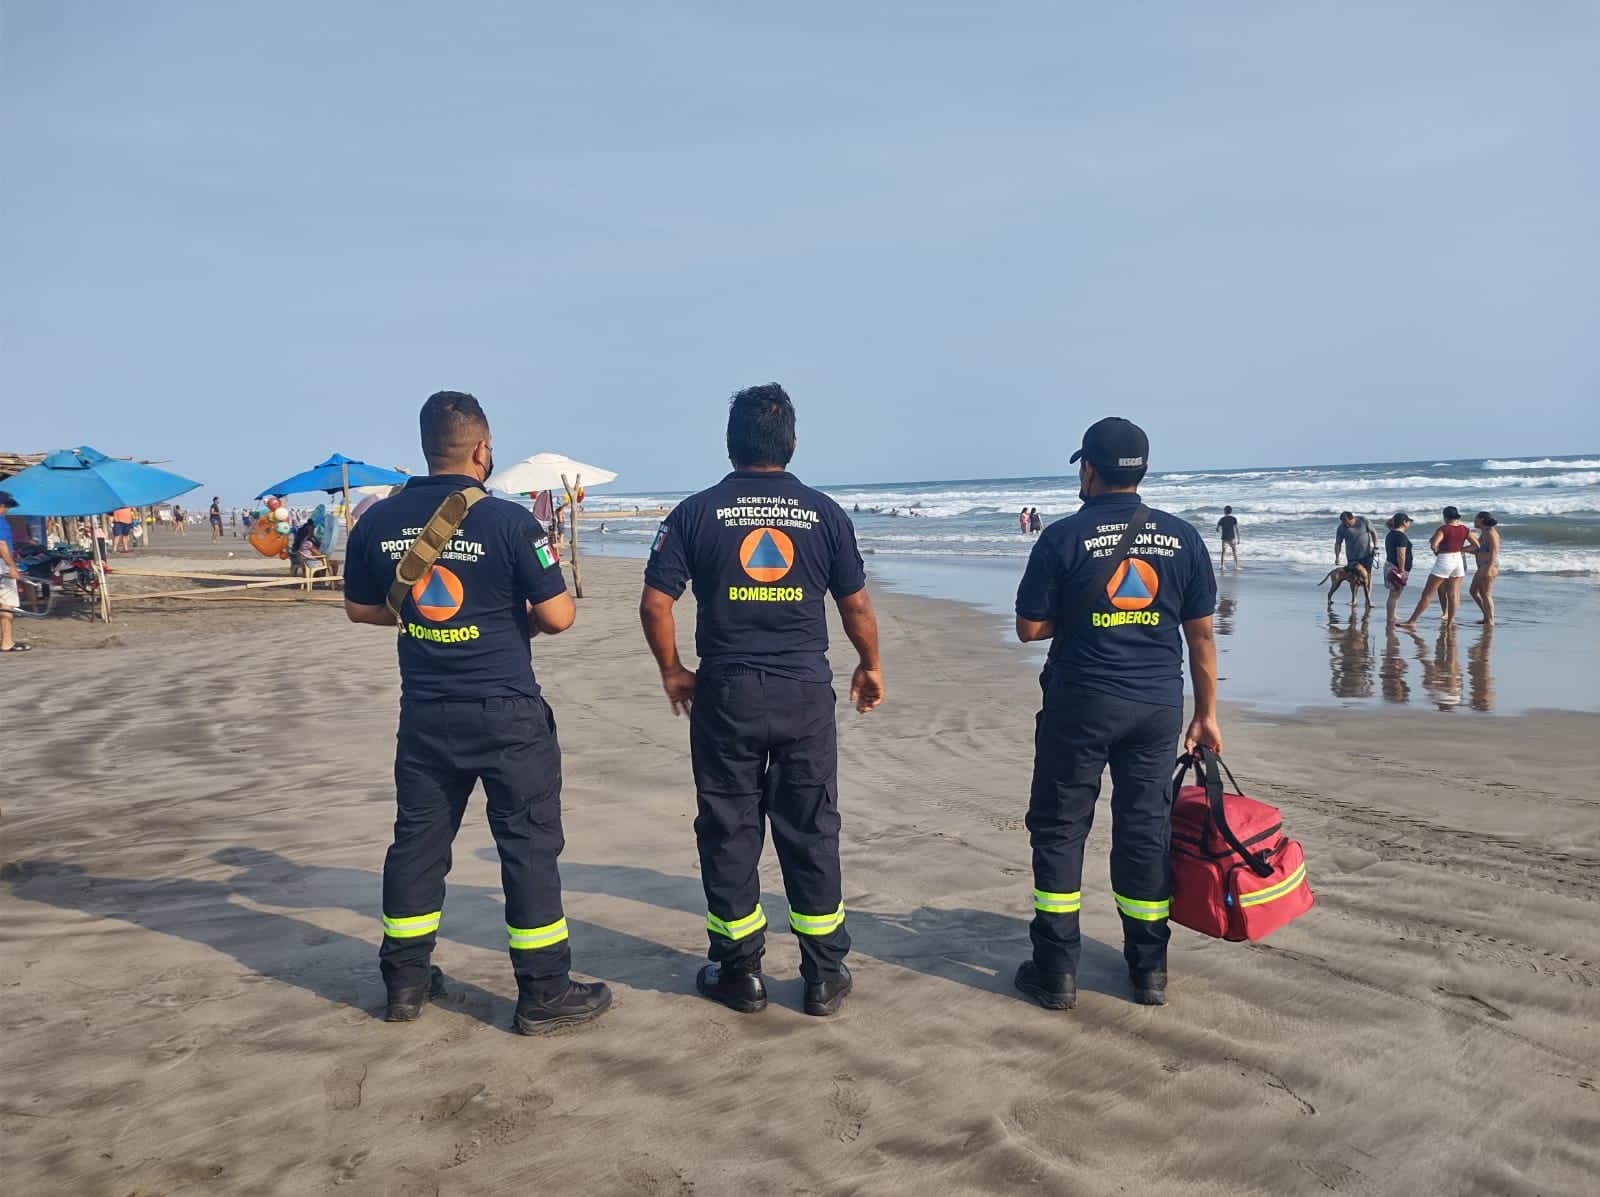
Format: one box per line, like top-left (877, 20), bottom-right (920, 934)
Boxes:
top-left (255, 453), bottom-right (410, 569)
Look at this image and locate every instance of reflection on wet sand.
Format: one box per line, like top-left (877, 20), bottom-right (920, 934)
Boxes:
top-left (1215, 592), bottom-right (1236, 637)
top-left (1327, 611), bottom-right (1375, 699)
top-left (1379, 623), bottom-right (1495, 712)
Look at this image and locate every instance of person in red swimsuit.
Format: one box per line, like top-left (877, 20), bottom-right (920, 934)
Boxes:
top-left (1399, 506), bottom-right (1479, 628)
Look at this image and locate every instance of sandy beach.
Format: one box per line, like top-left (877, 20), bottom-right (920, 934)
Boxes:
top-left (4, 541), bottom-right (1598, 1195)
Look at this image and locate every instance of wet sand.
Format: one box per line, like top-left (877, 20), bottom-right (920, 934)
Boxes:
top-left (3, 544), bottom-right (1598, 1195)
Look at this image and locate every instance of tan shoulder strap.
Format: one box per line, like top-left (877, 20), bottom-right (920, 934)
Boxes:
top-left (386, 487), bottom-right (489, 619)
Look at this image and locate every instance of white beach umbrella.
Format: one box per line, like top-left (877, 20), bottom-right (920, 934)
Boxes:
top-left (485, 453), bottom-right (618, 598)
top-left (487, 453), bottom-right (617, 496)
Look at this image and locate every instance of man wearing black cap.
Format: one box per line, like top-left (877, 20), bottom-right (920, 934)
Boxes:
top-left (1012, 417), bottom-right (1220, 1010)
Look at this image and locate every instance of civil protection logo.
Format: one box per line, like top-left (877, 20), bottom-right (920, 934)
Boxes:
top-left (740, 527), bottom-right (795, 582)
top-left (1107, 558), bottom-right (1159, 611)
top-left (412, 564), bottom-right (465, 621)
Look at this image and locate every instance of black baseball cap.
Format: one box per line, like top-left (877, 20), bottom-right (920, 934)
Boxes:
top-left (1070, 417), bottom-right (1149, 474)
top-left (0, 490), bottom-right (16, 509)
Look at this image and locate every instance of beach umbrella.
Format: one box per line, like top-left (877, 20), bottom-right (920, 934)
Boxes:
top-left (255, 453), bottom-right (410, 499)
top-left (486, 453), bottom-right (618, 598)
top-left (2, 445), bottom-right (201, 623)
top-left (4, 446), bottom-right (200, 516)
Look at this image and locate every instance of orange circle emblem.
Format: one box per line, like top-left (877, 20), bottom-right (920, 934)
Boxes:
top-left (740, 528), bottom-right (795, 582)
top-left (412, 564), bottom-right (465, 622)
top-left (1106, 558), bottom-right (1160, 611)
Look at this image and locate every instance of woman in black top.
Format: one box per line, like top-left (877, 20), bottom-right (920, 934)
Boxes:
top-left (1383, 512), bottom-right (1413, 623)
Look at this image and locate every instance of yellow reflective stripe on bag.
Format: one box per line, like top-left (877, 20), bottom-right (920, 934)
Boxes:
top-left (383, 911), bottom-right (442, 938)
top-left (1237, 862), bottom-right (1308, 908)
top-left (706, 907), bottom-right (768, 941)
top-left (788, 902), bottom-right (846, 936)
top-left (507, 917), bottom-right (569, 950)
top-left (1113, 892), bottom-right (1170, 922)
top-left (1033, 888), bottom-right (1082, 914)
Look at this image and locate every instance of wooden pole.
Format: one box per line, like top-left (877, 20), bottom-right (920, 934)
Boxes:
top-left (562, 472), bottom-right (583, 598)
top-left (340, 461), bottom-right (352, 532)
top-left (92, 531), bottom-right (111, 623)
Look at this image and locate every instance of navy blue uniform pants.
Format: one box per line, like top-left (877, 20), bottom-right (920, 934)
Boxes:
top-left (380, 696), bottom-right (571, 1000)
top-left (1027, 683), bottom-right (1184, 975)
top-left (689, 669), bottom-right (849, 982)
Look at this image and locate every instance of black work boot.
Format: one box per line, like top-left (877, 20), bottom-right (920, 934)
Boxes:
top-left (1014, 960), bottom-right (1077, 1010)
top-left (512, 980), bottom-right (613, 1035)
top-left (1129, 967), bottom-right (1168, 1006)
top-left (803, 964), bottom-right (853, 1017)
top-left (384, 965), bottom-right (446, 1022)
top-left (696, 962), bottom-right (768, 1014)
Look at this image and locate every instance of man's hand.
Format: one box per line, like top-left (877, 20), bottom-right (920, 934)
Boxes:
top-left (1185, 713), bottom-right (1223, 757)
top-left (849, 664), bottom-right (885, 713)
top-left (662, 665), bottom-right (697, 716)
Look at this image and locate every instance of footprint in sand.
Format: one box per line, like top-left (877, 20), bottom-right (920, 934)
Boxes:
top-left (323, 1062), bottom-right (367, 1111)
top-left (826, 1074), bottom-right (869, 1143)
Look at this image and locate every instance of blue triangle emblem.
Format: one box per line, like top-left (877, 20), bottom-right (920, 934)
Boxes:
top-left (418, 570), bottom-right (455, 608)
top-left (746, 531), bottom-right (790, 569)
top-left (1115, 564), bottom-right (1151, 600)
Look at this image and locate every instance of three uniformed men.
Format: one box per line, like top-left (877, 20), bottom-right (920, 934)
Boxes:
top-left (1013, 417), bottom-right (1221, 1009)
top-left (348, 393), bottom-right (1219, 1026)
top-left (640, 384), bottom-right (884, 1017)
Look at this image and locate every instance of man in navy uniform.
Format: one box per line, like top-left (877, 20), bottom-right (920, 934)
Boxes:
top-left (344, 390), bottom-right (611, 1033)
top-left (640, 383), bottom-right (884, 1017)
top-left (1013, 417), bottom-right (1221, 1009)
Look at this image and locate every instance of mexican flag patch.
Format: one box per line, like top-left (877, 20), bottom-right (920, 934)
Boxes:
top-left (534, 538), bottom-right (559, 569)
top-left (651, 522), bottom-right (669, 553)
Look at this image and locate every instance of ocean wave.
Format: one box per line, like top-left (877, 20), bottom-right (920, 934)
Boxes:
top-left (1484, 458), bottom-right (1600, 471)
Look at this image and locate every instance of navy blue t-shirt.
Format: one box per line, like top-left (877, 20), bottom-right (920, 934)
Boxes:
top-left (343, 474), bottom-right (567, 702)
top-left (1015, 492), bottom-right (1217, 708)
top-left (644, 470), bottom-right (866, 683)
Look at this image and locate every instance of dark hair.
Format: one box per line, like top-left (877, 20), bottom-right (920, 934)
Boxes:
top-left (1443, 505), bottom-right (1460, 522)
top-left (1339, 511), bottom-right (1354, 522)
top-left (420, 391), bottom-right (489, 469)
top-left (727, 383), bottom-right (796, 468)
top-left (0, 489), bottom-right (15, 508)
top-left (1224, 505), bottom-right (1233, 514)
top-left (1475, 510), bottom-right (1497, 527)
top-left (1387, 512), bottom-right (1410, 530)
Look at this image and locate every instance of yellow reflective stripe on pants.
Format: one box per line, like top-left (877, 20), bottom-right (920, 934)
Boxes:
top-left (383, 911), bottom-right (442, 938)
top-left (788, 903), bottom-right (845, 936)
top-left (1033, 888), bottom-right (1082, 914)
top-left (1113, 892), bottom-right (1170, 922)
top-left (507, 918), bottom-right (569, 950)
top-left (707, 907), bottom-right (768, 941)
top-left (1238, 862), bottom-right (1308, 907)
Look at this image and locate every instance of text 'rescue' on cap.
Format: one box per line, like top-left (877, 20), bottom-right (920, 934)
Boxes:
top-left (1069, 417), bottom-right (1150, 475)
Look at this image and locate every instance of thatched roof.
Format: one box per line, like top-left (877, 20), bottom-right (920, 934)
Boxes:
top-left (0, 451), bottom-right (46, 480)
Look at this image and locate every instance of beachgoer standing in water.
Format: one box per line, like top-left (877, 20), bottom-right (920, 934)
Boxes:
top-left (1469, 511), bottom-right (1500, 626)
top-left (641, 383), bottom-right (883, 1019)
top-left (1029, 507), bottom-right (1043, 536)
top-left (1400, 506), bottom-right (1478, 627)
top-left (1383, 513), bottom-right (1413, 623)
top-left (1013, 417), bottom-right (1219, 1011)
top-left (1020, 507), bottom-right (1030, 535)
top-left (1333, 511), bottom-right (1377, 585)
top-left (1216, 506), bottom-right (1239, 570)
top-left (342, 390), bottom-right (611, 1034)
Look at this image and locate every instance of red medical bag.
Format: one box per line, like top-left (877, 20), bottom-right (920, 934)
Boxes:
top-left (1170, 748), bottom-right (1314, 942)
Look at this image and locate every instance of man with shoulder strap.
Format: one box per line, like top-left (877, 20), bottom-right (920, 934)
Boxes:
top-left (343, 390), bottom-right (610, 1033)
top-left (1013, 417), bottom-right (1221, 1010)
top-left (640, 383), bottom-right (884, 1018)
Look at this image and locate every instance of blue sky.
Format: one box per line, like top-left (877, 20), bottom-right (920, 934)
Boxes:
top-left (2, 2), bottom-right (1596, 500)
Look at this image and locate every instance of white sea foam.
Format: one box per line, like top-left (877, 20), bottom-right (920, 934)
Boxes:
top-left (1484, 458), bottom-right (1600, 471)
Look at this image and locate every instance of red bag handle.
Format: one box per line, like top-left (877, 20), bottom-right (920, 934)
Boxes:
top-left (1173, 746), bottom-right (1275, 877)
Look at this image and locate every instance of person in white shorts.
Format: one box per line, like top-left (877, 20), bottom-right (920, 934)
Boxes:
top-left (0, 489), bottom-right (29, 653)
top-left (1400, 506), bottom-right (1479, 628)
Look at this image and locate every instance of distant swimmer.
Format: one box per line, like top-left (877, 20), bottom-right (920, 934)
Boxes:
top-left (1216, 505), bottom-right (1239, 569)
top-left (641, 383), bottom-right (883, 1018)
top-left (343, 390), bottom-right (611, 1034)
top-left (1013, 417), bottom-right (1219, 1011)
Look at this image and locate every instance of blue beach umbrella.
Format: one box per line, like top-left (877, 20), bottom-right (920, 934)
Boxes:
top-left (4, 445), bottom-right (200, 516)
top-left (256, 453), bottom-right (409, 499)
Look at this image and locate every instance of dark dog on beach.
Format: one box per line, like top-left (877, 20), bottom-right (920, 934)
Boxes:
top-left (1317, 562), bottom-right (1373, 609)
